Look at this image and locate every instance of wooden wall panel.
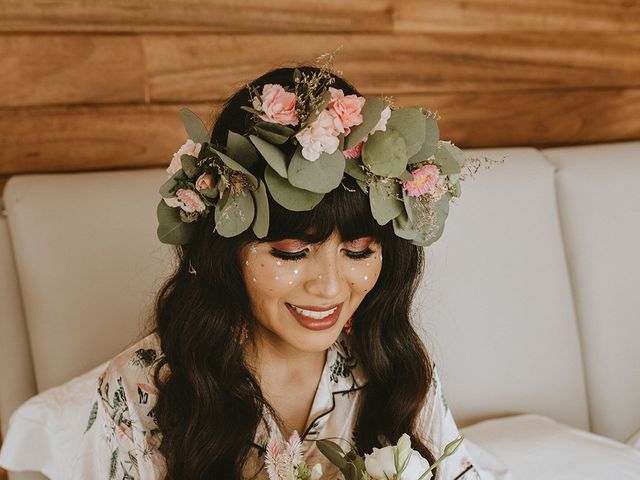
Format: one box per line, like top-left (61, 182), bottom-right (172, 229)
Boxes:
top-left (395, 0), bottom-right (640, 33)
top-left (0, 104), bottom-right (217, 176)
top-left (142, 33), bottom-right (640, 102)
top-left (0, 0), bottom-right (393, 33)
top-left (0, 34), bottom-right (146, 107)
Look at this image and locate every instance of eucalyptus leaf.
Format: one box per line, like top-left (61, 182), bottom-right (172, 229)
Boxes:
top-left (240, 105), bottom-right (262, 116)
top-left (419, 192), bottom-right (452, 246)
top-left (156, 199), bottom-right (195, 245)
top-left (387, 107), bottom-right (426, 158)
top-left (249, 135), bottom-right (288, 178)
top-left (254, 121), bottom-right (295, 145)
top-left (316, 440), bottom-right (347, 469)
top-left (356, 179), bottom-right (368, 193)
top-left (209, 147), bottom-right (259, 189)
top-left (288, 146), bottom-right (345, 193)
top-left (408, 115), bottom-right (440, 165)
top-left (432, 142), bottom-right (462, 176)
top-left (159, 176), bottom-right (178, 198)
top-left (264, 164), bottom-right (324, 211)
top-left (198, 185), bottom-right (219, 199)
top-left (226, 131), bottom-right (258, 169)
top-left (179, 108), bottom-right (209, 144)
top-left (398, 169), bottom-right (414, 181)
top-left (345, 96), bottom-right (388, 149)
top-left (251, 179), bottom-right (269, 238)
top-left (180, 154), bottom-right (199, 179)
top-left (362, 127), bottom-right (408, 177)
top-left (214, 188), bottom-right (255, 237)
top-left (393, 210), bottom-right (420, 241)
top-left (344, 157), bottom-right (367, 181)
top-left (451, 180), bottom-right (461, 198)
top-left (369, 180), bottom-right (404, 225)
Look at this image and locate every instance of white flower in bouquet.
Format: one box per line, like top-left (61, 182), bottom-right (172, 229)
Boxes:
top-left (364, 434), bottom-right (432, 480)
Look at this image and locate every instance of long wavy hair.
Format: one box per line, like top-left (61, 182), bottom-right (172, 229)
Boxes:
top-left (150, 66), bottom-right (438, 478)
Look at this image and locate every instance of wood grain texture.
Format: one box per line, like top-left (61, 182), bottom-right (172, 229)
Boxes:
top-left (2, 32), bottom-right (637, 108)
top-left (395, 0), bottom-right (640, 33)
top-left (0, 0), bottom-right (393, 33)
top-left (0, 34), bottom-right (146, 107)
top-left (0, 103), bottom-right (217, 176)
top-left (2, 88), bottom-right (639, 184)
top-left (142, 32), bottom-right (640, 102)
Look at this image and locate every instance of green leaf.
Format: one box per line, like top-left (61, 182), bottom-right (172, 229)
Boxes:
top-left (369, 180), bottom-right (404, 225)
top-left (264, 164), bottom-right (324, 211)
top-left (214, 188), bottom-right (255, 237)
top-left (408, 114), bottom-right (440, 165)
top-left (362, 127), bottom-right (408, 177)
top-left (288, 145), bottom-right (345, 193)
top-left (392, 209), bottom-right (420, 241)
top-left (226, 131), bottom-right (258, 169)
top-left (156, 199), bottom-right (195, 245)
top-left (179, 108), bottom-right (209, 144)
top-left (254, 121), bottom-right (295, 145)
top-left (416, 192), bottom-right (452, 247)
top-left (249, 135), bottom-right (289, 178)
top-left (344, 96), bottom-right (388, 149)
top-left (316, 439), bottom-right (348, 469)
top-left (451, 180), bottom-right (461, 198)
top-left (387, 107), bottom-right (427, 158)
top-left (209, 147), bottom-right (259, 189)
top-left (85, 401), bottom-right (98, 432)
top-left (240, 105), bottom-right (262, 116)
top-left (432, 141), bottom-right (462, 176)
top-left (344, 157), bottom-right (367, 181)
top-left (251, 179), bottom-right (269, 238)
top-left (180, 154), bottom-right (199, 179)
top-left (356, 179), bottom-right (368, 193)
top-left (159, 176), bottom-right (178, 198)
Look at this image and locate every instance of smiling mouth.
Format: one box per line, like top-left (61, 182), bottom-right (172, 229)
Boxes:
top-left (285, 302), bottom-right (344, 331)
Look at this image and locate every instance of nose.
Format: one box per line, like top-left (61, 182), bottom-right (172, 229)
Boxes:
top-left (304, 250), bottom-right (345, 301)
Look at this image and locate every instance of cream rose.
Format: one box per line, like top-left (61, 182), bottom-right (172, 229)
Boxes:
top-left (167, 139), bottom-right (202, 176)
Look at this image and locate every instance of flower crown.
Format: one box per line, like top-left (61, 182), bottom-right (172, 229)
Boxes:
top-left (157, 63), bottom-right (485, 247)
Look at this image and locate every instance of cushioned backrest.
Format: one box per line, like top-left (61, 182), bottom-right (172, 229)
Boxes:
top-left (3, 169), bottom-right (175, 392)
top-left (0, 215), bottom-right (37, 436)
top-left (541, 141), bottom-right (640, 443)
top-left (414, 147), bottom-right (590, 431)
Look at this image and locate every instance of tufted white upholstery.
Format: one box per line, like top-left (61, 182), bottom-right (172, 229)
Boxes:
top-left (1, 143), bottom-right (639, 479)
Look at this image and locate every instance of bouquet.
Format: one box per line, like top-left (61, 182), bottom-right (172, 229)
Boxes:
top-left (264, 430), bottom-right (464, 480)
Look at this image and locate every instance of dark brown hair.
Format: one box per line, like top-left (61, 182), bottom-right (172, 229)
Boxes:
top-left (150, 65), bottom-right (438, 478)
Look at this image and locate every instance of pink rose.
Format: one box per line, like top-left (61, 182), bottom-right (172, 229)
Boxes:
top-left (163, 188), bottom-right (206, 213)
top-left (294, 110), bottom-right (340, 161)
top-left (253, 84), bottom-right (299, 126)
top-left (195, 172), bottom-right (214, 191)
top-left (343, 141), bottom-right (363, 159)
top-left (403, 164), bottom-right (441, 197)
top-left (327, 87), bottom-right (365, 135)
top-left (167, 139), bottom-right (202, 176)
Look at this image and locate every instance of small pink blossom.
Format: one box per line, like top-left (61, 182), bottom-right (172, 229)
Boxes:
top-left (295, 110), bottom-right (340, 161)
top-left (167, 139), bottom-right (202, 176)
top-left (163, 188), bottom-right (206, 213)
top-left (343, 141), bottom-right (363, 159)
top-left (327, 87), bottom-right (365, 135)
top-left (195, 172), bottom-right (214, 191)
top-left (403, 164), bottom-right (441, 197)
top-left (252, 84), bottom-right (299, 126)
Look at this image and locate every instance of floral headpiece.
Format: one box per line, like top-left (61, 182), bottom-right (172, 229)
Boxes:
top-left (157, 54), bottom-right (495, 246)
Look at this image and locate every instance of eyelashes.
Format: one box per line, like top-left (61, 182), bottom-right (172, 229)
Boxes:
top-left (269, 247), bottom-right (376, 262)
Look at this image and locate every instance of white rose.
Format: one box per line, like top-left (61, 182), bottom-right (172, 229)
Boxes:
top-left (167, 139), bottom-right (202, 176)
top-left (294, 110), bottom-right (340, 161)
top-left (364, 435), bottom-right (433, 480)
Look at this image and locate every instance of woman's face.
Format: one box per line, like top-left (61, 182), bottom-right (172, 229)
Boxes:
top-left (239, 230), bottom-right (383, 354)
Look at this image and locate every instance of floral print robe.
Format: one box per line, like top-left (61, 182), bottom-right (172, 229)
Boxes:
top-left (71, 331), bottom-right (483, 479)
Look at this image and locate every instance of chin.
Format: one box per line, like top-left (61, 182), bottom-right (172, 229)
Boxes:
top-left (289, 325), bottom-right (345, 353)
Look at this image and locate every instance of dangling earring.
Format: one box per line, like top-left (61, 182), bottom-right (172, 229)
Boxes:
top-left (343, 316), bottom-right (353, 335)
top-left (238, 319), bottom-right (249, 345)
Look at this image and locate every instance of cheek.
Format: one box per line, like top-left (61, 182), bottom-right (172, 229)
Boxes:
top-left (242, 254), bottom-right (304, 298)
top-left (344, 253), bottom-right (383, 295)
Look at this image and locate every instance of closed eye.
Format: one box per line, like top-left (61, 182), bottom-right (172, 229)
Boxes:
top-left (269, 247), bottom-right (375, 262)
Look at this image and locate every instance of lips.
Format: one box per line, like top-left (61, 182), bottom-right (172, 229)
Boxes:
top-left (285, 301), bottom-right (344, 331)
top-left (286, 302), bottom-right (342, 312)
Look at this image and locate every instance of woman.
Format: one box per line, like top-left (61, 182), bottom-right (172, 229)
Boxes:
top-left (74, 64), bottom-right (483, 479)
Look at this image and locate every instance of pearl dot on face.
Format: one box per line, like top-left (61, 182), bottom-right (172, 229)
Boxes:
top-left (275, 276), bottom-right (279, 280)
top-left (293, 269), bottom-right (299, 274)
top-left (245, 260), bottom-right (249, 265)
top-left (364, 275), bottom-right (368, 280)
top-left (250, 246), bottom-right (257, 253)
top-left (252, 277), bottom-right (256, 282)
top-left (288, 280), bottom-right (292, 285)
top-left (318, 275), bottom-right (323, 279)
top-left (276, 260), bottom-right (282, 266)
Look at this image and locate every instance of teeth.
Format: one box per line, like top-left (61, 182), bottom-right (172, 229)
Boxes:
top-left (290, 304), bottom-right (337, 319)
